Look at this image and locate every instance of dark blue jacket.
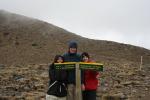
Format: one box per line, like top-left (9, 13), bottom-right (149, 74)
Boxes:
top-left (49, 63), bottom-right (67, 84)
top-left (63, 52), bottom-right (83, 84)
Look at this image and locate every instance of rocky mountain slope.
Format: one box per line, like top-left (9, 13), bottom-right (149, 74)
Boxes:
top-left (0, 10), bottom-right (150, 100)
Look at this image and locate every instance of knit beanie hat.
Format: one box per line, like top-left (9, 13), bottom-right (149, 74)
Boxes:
top-left (68, 41), bottom-right (78, 48)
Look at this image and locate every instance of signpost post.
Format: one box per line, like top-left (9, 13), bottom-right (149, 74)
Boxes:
top-left (54, 62), bottom-right (103, 100)
top-left (75, 63), bottom-right (82, 100)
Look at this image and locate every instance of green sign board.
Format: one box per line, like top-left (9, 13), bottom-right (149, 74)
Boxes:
top-left (54, 62), bottom-right (103, 71)
top-left (54, 62), bottom-right (76, 70)
top-left (79, 62), bottom-right (103, 71)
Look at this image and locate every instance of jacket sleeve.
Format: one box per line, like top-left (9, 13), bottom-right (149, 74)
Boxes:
top-left (49, 63), bottom-right (55, 83)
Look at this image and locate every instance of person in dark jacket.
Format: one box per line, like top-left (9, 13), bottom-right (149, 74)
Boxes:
top-left (63, 41), bottom-right (84, 100)
top-left (81, 52), bottom-right (100, 100)
top-left (46, 55), bottom-right (67, 100)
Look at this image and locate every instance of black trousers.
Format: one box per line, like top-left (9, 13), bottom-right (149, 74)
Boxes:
top-left (83, 90), bottom-right (96, 100)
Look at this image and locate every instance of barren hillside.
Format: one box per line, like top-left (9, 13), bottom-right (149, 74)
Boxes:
top-left (0, 10), bottom-right (150, 100)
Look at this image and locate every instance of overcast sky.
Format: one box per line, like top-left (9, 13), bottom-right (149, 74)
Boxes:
top-left (0, 0), bottom-right (150, 49)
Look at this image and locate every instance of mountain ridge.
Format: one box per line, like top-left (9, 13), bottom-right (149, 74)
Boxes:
top-left (0, 10), bottom-right (150, 66)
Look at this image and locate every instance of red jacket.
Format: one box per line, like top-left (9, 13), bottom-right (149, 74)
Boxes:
top-left (84, 61), bottom-right (99, 90)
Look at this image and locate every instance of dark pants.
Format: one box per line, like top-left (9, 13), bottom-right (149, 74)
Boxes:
top-left (83, 90), bottom-right (96, 100)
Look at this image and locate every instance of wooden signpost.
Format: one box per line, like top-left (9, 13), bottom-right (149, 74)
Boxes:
top-left (54, 62), bottom-right (103, 100)
top-left (75, 63), bottom-right (82, 100)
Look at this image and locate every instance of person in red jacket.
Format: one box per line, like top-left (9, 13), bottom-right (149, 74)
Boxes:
top-left (81, 52), bottom-right (100, 100)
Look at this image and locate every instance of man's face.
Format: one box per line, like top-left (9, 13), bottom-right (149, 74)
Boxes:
top-left (69, 48), bottom-right (77, 53)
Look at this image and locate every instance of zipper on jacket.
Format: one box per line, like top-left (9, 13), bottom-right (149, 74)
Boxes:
top-left (60, 85), bottom-right (61, 92)
top-left (48, 81), bottom-right (57, 89)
